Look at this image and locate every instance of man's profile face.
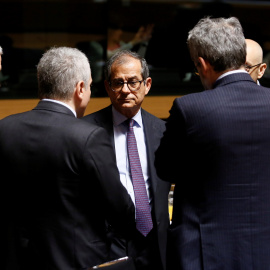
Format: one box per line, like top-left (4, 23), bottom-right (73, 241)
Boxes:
top-left (245, 40), bottom-right (264, 82)
top-left (245, 57), bottom-right (261, 82)
top-left (105, 56), bottom-right (151, 117)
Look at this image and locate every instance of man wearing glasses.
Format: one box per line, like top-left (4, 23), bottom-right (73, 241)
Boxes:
top-left (245, 38), bottom-right (267, 85)
top-left (83, 50), bottom-right (170, 270)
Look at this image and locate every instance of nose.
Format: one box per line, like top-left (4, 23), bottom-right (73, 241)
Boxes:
top-left (121, 82), bottom-right (131, 93)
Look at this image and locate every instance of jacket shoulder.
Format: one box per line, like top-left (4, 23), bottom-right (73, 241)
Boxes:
top-left (82, 106), bottom-right (112, 125)
top-left (141, 108), bottom-right (166, 132)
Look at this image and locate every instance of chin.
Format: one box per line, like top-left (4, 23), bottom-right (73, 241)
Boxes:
top-left (118, 101), bottom-right (134, 108)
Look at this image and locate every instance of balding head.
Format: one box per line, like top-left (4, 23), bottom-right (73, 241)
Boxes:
top-left (246, 39), bottom-right (263, 64)
top-left (245, 39), bottom-right (267, 83)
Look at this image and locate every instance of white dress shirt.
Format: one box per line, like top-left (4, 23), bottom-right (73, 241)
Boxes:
top-left (112, 106), bottom-right (151, 208)
top-left (216, 69), bottom-right (248, 81)
top-left (42, 99), bottom-right (77, 117)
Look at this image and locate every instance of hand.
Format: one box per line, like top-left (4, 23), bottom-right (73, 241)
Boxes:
top-left (131, 24), bottom-right (154, 45)
top-left (141, 24), bottom-right (154, 42)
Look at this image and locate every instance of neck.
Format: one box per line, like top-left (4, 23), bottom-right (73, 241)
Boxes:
top-left (114, 106), bottom-right (140, 119)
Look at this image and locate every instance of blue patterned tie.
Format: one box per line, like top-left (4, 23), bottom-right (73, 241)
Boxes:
top-left (127, 119), bottom-right (153, 237)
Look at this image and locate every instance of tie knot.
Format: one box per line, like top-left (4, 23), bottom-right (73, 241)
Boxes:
top-left (129, 119), bottom-right (134, 128)
top-left (124, 118), bottom-right (135, 131)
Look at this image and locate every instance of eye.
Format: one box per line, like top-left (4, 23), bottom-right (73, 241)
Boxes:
top-left (129, 81), bottom-right (137, 87)
top-left (111, 80), bottom-right (123, 87)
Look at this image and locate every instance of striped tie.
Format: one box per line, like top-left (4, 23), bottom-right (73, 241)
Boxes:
top-left (127, 119), bottom-right (153, 237)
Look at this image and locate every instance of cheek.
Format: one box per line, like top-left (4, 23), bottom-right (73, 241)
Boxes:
top-left (134, 93), bottom-right (145, 102)
top-left (111, 93), bottom-right (120, 101)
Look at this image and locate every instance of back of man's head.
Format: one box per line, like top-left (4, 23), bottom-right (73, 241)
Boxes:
top-left (187, 17), bottom-right (246, 72)
top-left (37, 47), bottom-right (90, 100)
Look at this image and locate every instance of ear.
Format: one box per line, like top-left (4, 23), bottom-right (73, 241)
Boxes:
top-left (198, 57), bottom-right (209, 75)
top-left (74, 81), bottom-right (85, 101)
top-left (144, 77), bottom-right (152, 95)
top-left (258, 63), bottom-right (267, 79)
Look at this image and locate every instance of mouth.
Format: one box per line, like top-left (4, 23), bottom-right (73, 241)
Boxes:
top-left (119, 98), bottom-right (133, 102)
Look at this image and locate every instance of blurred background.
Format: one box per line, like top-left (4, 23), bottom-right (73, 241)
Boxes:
top-left (1, 0), bottom-right (270, 99)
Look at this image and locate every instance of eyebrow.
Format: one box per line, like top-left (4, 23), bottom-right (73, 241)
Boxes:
top-left (113, 76), bottom-right (139, 80)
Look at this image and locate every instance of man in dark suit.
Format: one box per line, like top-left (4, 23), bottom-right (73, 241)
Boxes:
top-left (245, 38), bottom-right (267, 85)
top-left (155, 17), bottom-right (270, 270)
top-left (0, 47), bottom-right (135, 270)
top-left (83, 50), bottom-right (170, 270)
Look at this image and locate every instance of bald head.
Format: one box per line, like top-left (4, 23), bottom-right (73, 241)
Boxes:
top-left (245, 39), bottom-right (267, 82)
top-left (246, 39), bottom-right (263, 64)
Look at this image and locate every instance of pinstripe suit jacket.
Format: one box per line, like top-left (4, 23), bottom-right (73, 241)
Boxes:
top-left (155, 72), bottom-right (270, 270)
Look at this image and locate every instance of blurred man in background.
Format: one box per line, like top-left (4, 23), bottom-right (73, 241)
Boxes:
top-left (245, 38), bottom-right (267, 84)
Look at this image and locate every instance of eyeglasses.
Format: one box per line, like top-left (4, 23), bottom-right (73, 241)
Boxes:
top-left (245, 63), bottom-right (262, 72)
top-left (194, 62), bottom-right (200, 76)
top-left (109, 79), bottom-right (145, 92)
top-left (194, 67), bottom-right (199, 76)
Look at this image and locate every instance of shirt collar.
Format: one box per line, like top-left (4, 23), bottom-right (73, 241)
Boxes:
top-left (42, 99), bottom-right (77, 117)
top-left (112, 106), bottom-right (142, 127)
top-left (216, 70), bottom-right (248, 82)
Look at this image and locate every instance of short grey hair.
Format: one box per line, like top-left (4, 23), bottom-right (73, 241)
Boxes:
top-left (104, 50), bottom-right (149, 81)
top-left (187, 17), bottom-right (246, 72)
top-left (37, 47), bottom-right (91, 100)
top-left (0, 46), bottom-right (3, 55)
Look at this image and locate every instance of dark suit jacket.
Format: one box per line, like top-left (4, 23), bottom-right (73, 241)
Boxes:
top-left (83, 105), bottom-right (170, 270)
top-left (155, 72), bottom-right (270, 270)
top-left (0, 100), bottom-right (135, 270)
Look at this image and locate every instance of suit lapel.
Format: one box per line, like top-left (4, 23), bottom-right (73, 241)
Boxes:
top-left (141, 109), bottom-right (158, 194)
top-left (93, 105), bottom-right (115, 151)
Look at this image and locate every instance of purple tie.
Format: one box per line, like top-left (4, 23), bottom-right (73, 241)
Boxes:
top-left (127, 119), bottom-right (153, 237)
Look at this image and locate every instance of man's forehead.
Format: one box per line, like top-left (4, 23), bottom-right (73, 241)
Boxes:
top-left (111, 60), bottom-right (142, 78)
top-left (111, 73), bottom-right (141, 80)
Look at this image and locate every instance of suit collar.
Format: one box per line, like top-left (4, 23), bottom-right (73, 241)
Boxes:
top-left (213, 72), bottom-right (255, 89)
top-left (33, 100), bottom-right (76, 117)
top-left (42, 99), bottom-right (76, 117)
top-left (140, 109), bottom-right (159, 194)
top-left (112, 106), bottom-right (143, 127)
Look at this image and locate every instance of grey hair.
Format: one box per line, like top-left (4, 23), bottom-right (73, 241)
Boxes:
top-left (187, 17), bottom-right (246, 72)
top-left (37, 46), bottom-right (91, 100)
top-left (0, 46), bottom-right (3, 55)
top-left (104, 50), bottom-right (149, 81)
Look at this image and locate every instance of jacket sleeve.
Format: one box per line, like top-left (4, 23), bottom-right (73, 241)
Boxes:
top-left (82, 126), bottom-right (135, 233)
top-left (155, 98), bottom-right (188, 183)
